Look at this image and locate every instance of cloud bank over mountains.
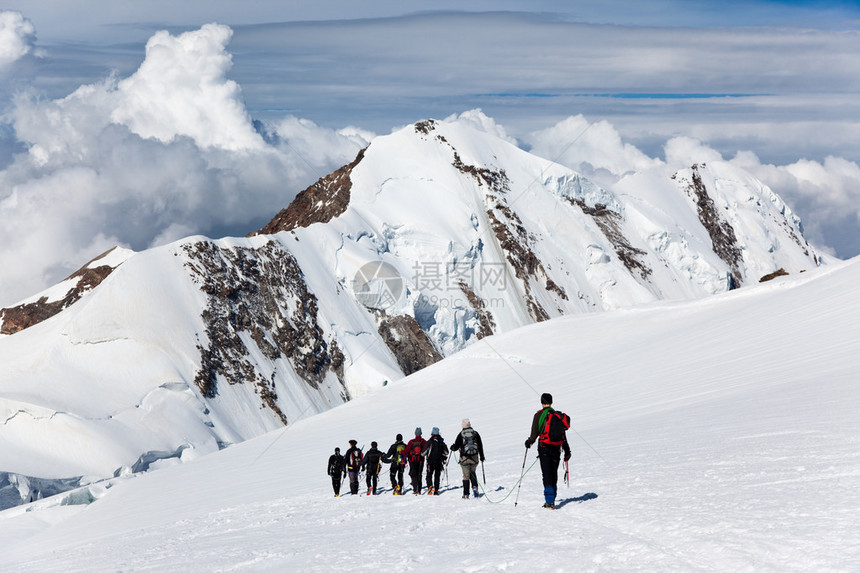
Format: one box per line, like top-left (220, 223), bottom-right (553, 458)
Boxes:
top-left (0, 21), bottom-right (371, 306)
top-left (0, 14), bottom-right (858, 306)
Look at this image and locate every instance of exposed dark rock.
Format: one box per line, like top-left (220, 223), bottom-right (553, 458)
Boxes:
top-left (377, 313), bottom-right (443, 376)
top-left (452, 151), bottom-right (510, 193)
top-left (253, 148), bottom-right (366, 235)
top-left (414, 119), bottom-right (437, 135)
top-left (1, 297), bottom-right (62, 335)
top-left (458, 281), bottom-right (496, 339)
top-left (485, 208), bottom-right (551, 322)
top-left (448, 146), bottom-right (560, 322)
top-left (568, 199), bottom-right (652, 281)
top-left (0, 248), bottom-right (119, 335)
top-left (676, 165), bottom-right (743, 288)
top-left (182, 240), bottom-right (348, 424)
top-left (759, 268), bottom-right (789, 282)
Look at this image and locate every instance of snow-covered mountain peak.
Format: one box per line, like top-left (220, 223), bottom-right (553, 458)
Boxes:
top-left (0, 117), bottom-right (825, 509)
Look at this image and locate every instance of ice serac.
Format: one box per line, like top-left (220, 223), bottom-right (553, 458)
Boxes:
top-left (0, 116), bottom-right (824, 505)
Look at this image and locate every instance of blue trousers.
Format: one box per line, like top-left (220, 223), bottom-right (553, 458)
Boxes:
top-left (538, 445), bottom-right (561, 504)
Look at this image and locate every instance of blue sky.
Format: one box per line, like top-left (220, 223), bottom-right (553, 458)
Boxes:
top-left (5, 1), bottom-right (860, 38)
top-left (3, 2), bottom-right (857, 160)
top-left (0, 2), bottom-right (859, 304)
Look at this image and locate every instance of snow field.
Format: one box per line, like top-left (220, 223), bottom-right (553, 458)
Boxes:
top-left (0, 258), bottom-right (857, 571)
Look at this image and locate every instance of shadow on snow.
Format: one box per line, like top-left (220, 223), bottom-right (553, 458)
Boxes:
top-left (555, 492), bottom-right (598, 508)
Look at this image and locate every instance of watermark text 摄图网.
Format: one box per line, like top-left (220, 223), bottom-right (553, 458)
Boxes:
top-left (411, 261), bottom-right (507, 291)
top-left (352, 259), bottom-right (508, 311)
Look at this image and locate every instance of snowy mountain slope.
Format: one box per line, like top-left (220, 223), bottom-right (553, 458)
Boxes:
top-left (0, 115), bottom-right (824, 508)
top-left (0, 246), bottom-right (133, 335)
top-left (0, 257), bottom-right (856, 572)
top-left (616, 160), bottom-right (817, 295)
top-left (0, 234), bottom-right (376, 475)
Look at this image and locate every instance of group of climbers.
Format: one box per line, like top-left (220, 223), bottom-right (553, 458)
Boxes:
top-left (327, 419), bottom-right (486, 498)
top-left (326, 393), bottom-right (571, 508)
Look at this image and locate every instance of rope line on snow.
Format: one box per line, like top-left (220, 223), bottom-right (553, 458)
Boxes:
top-left (480, 338), bottom-right (611, 466)
top-left (455, 453), bottom-right (540, 505)
top-left (481, 337), bottom-right (540, 396)
top-left (476, 458), bottom-right (539, 504)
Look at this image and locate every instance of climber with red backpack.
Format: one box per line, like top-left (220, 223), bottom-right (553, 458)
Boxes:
top-left (524, 393), bottom-right (571, 509)
top-left (404, 427), bottom-right (427, 494)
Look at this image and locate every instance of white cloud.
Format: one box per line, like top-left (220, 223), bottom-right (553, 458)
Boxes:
top-left (11, 79), bottom-right (119, 167)
top-left (111, 24), bottom-right (264, 151)
top-left (443, 109), bottom-right (517, 144)
top-left (664, 136), bottom-right (724, 168)
top-left (0, 11), bottom-right (37, 70)
top-left (0, 24), bottom-right (371, 306)
top-left (525, 115), bottom-right (662, 184)
top-left (731, 151), bottom-right (860, 258)
top-left (266, 116), bottom-right (373, 167)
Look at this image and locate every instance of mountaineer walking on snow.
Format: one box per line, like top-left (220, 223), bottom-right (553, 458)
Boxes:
top-left (404, 428), bottom-right (427, 494)
top-left (362, 441), bottom-right (384, 495)
top-left (524, 393), bottom-right (571, 509)
top-left (450, 418), bottom-right (484, 498)
top-left (327, 447), bottom-right (345, 497)
top-left (383, 434), bottom-right (407, 495)
top-left (423, 427), bottom-right (449, 495)
top-left (344, 439), bottom-right (363, 495)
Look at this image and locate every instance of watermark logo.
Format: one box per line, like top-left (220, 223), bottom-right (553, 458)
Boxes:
top-left (352, 261), bottom-right (405, 310)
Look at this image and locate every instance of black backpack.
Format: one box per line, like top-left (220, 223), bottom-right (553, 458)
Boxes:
top-left (539, 411), bottom-right (571, 446)
top-left (366, 449), bottom-right (381, 466)
top-left (427, 439), bottom-right (448, 464)
top-left (461, 428), bottom-right (479, 456)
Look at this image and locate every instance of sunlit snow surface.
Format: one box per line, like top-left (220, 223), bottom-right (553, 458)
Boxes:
top-left (0, 257), bottom-right (857, 572)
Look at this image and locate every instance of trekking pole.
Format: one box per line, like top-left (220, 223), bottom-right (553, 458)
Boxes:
top-left (564, 460), bottom-right (570, 488)
top-left (481, 460), bottom-right (486, 485)
top-left (513, 446), bottom-right (529, 508)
